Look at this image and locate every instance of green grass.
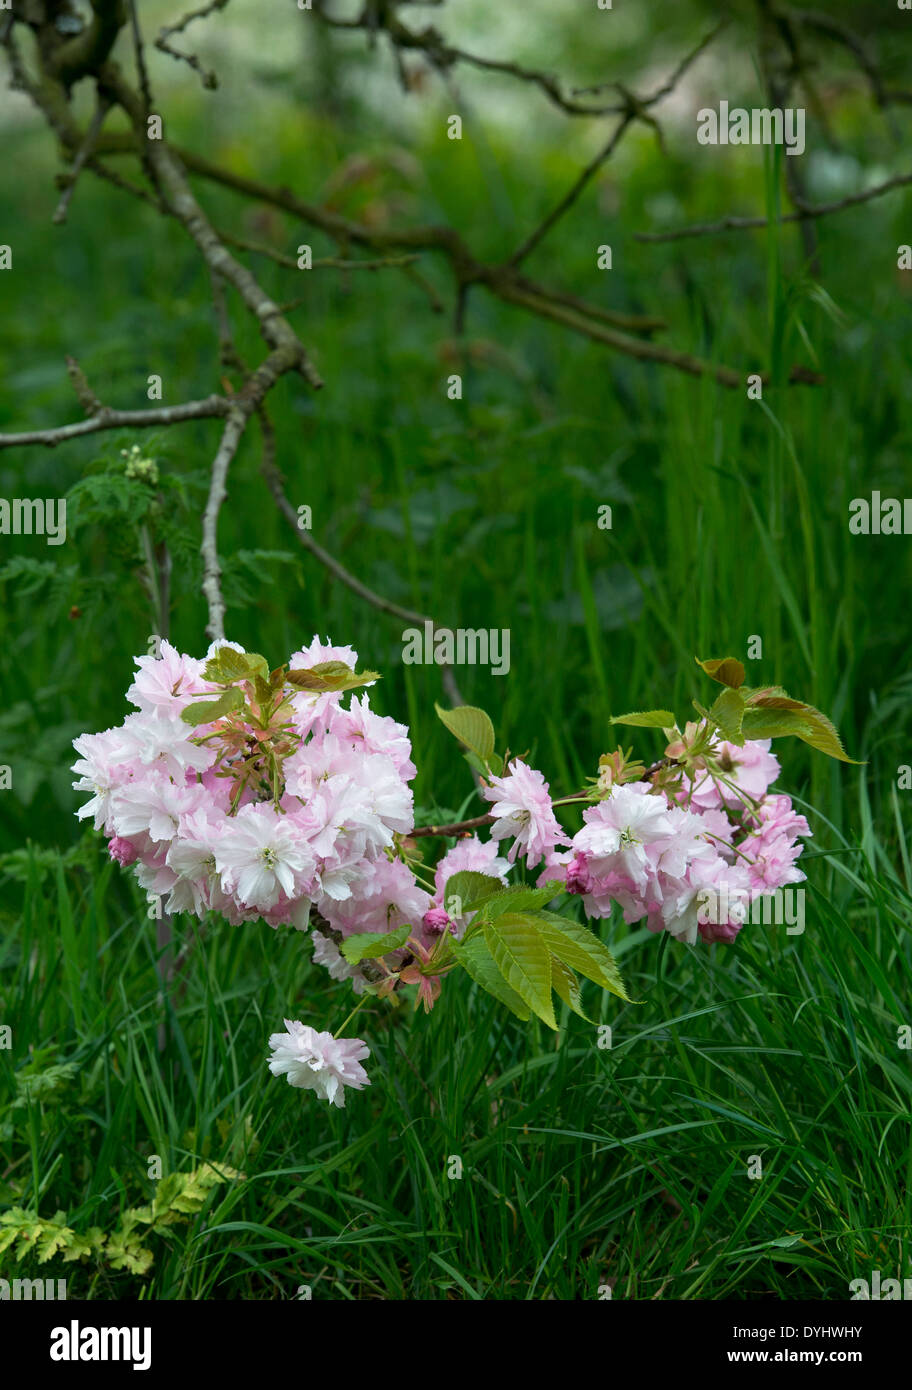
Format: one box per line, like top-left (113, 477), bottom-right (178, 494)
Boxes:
top-left (2, 5), bottom-right (912, 1299)
top-left (1, 827), bottom-right (910, 1299)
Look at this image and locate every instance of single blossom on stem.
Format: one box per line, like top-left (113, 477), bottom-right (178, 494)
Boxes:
top-left (267, 1019), bottom-right (371, 1108)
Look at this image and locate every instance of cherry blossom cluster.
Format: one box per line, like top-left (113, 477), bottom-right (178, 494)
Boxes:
top-left (71, 636), bottom-right (418, 932)
top-left (482, 730), bottom-right (811, 946)
top-left (72, 640), bottom-right (812, 1107)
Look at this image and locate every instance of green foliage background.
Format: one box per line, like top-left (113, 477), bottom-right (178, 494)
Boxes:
top-left (0, 0), bottom-right (910, 1299)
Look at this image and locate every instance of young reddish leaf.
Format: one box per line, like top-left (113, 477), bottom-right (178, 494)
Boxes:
top-left (696, 656), bottom-right (746, 689)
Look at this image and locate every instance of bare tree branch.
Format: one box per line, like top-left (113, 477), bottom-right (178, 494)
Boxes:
top-left (260, 430), bottom-right (468, 707)
top-left (216, 226), bottom-right (421, 273)
top-left (410, 813), bottom-right (494, 839)
top-left (98, 62), bottom-right (326, 393)
top-left (636, 172), bottom-right (912, 243)
top-left (0, 394), bottom-right (231, 450)
top-left (155, 0), bottom-right (232, 88)
top-left (45, 0), bottom-right (127, 87)
top-left (52, 93), bottom-right (111, 224)
top-left (200, 405), bottom-right (245, 642)
top-left (507, 111), bottom-right (636, 269)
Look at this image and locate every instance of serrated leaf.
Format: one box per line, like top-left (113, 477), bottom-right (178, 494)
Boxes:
top-left (610, 709), bottom-right (676, 729)
top-left (62, 1227), bottom-right (107, 1262)
top-left (434, 703), bottom-right (496, 763)
top-left (526, 910), bottom-right (632, 1002)
top-left (696, 656), bottom-right (746, 689)
top-left (484, 913), bottom-right (557, 1028)
top-left (14, 1223), bottom-right (44, 1255)
top-left (550, 956), bottom-right (591, 1021)
top-left (340, 922), bottom-right (413, 964)
top-left (0, 1227), bottom-right (20, 1257)
top-left (739, 708), bottom-right (812, 739)
top-left (793, 707), bottom-right (862, 763)
top-left (452, 932), bottom-right (531, 1021)
top-left (709, 686), bottom-right (747, 742)
top-left (106, 1229), bottom-right (154, 1275)
top-left (744, 686), bottom-right (804, 708)
top-left (36, 1223), bottom-right (72, 1263)
top-left (442, 870), bottom-right (503, 916)
top-left (287, 661), bottom-right (380, 692)
top-left (179, 685), bottom-right (245, 725)
top-left (480, 880), bottom-right (564, 923)
top-left (203, 648), bottom-right (269, 683)
top-left (740, 703), bottom-right (862, 763)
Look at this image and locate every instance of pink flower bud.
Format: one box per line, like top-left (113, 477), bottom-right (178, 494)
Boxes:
top-left (108, 836), bottom-right (139, 866)
top-left (422, 906), bottom-right (454, 934)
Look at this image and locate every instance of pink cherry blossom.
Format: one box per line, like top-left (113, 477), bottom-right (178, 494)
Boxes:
top-left (481, 759), bottom-right (569, 869)
top-left (267, 1019), bottom-right (370, 1107)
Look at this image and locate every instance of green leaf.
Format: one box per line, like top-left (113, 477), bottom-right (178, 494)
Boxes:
top-left (442, 870), bottom-right (504, 915)
top-left (464, 748), bottom-right (501, 780)
top-left (452, 933), bottom-right (531, 1021)
top-left (740, 702), bottom-right (862, 763)
top-left (526, 911), bottom-right (632, 1002)
top-left (550, 956), bottom-right (591, 1021)
top-left (484, 913), bottom-right (557, 1028)
top-left (793, 708), bottom-right (862, 763)
top-left (179, 686), bottom-right (245, 725)
top-left (287, 661), bottom-right (380, 692)
top-left (481, 880), bottom-right (564, 923)
top-left (203, 648), bottom-right (269, 683)
top-left (36, 1222), bottom-right (72, 1264)
top-left (709, 686), bottom-right (747, 742)
top-left (339, 922), bottom-right (413, 964)
top-left (742, 685), bottom-right (803, 708)
top-left (106, 1231), bottom-right (154, 1275)
top-left (434, 703), bottom-right (496, 763)
top-left (696, 656), bottom-right (746, 689)
top-left (62, 1227), bottom-right (107, 1262)
top-left (253, 674), bottom-right (274, 707)
top-left (610, 709), bottom-right (676, 729)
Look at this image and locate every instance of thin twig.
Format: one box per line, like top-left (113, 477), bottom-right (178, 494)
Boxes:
top-left (0, 395), bottom-right (231, 450)
top-left (128, 0), bottom-right (154, 117)
top-left (155, 0), bottom-right (231, 89)
top-left (260, 430), bottom-right (469, 708)
top-left (53, 95), bottom-right (111, 225)
top-left (637, 172), bottom-right (912, 243)
top-left (217, 227), bottom-right (420, 273)
top-left (508, 111), bottom-right (635, 268)
top-left (411, 813), bottom-right (494, 839)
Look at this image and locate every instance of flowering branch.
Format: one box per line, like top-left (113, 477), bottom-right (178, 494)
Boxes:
top-left (72, 641), bottom-right (857, 1109)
